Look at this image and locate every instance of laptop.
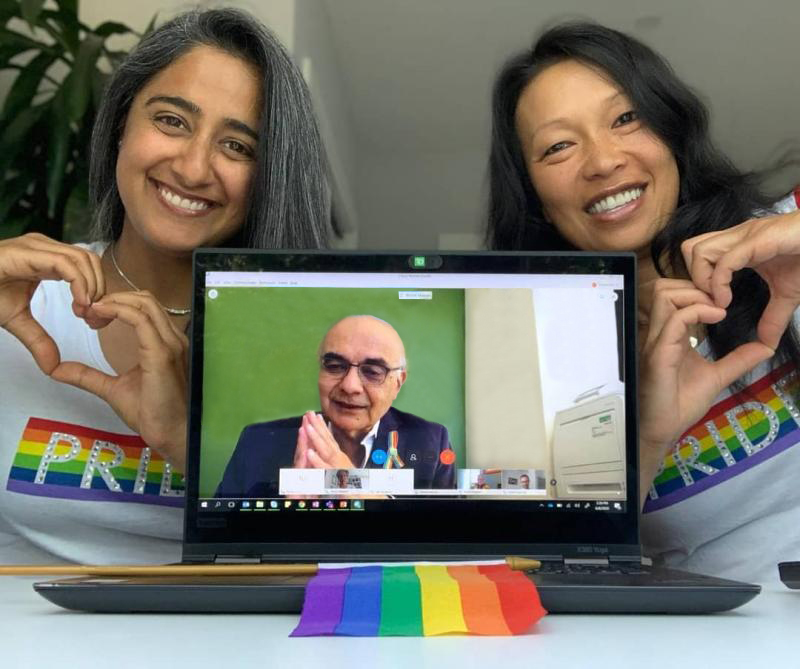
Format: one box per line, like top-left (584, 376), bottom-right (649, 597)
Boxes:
top-left (34, 250), bottom-right (760, 613)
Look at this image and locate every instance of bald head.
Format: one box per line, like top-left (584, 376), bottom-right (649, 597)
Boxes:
top-left (317, 315), bottom-right (407, 441)
top-left (320, 316), bottom-right (406, 366)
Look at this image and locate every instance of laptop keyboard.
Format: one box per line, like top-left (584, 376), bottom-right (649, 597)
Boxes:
top-left (535, 562), bottom-right (648, 575)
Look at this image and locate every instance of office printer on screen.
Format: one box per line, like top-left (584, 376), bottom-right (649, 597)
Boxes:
top-left (551, 382), bottom-right (625, 500)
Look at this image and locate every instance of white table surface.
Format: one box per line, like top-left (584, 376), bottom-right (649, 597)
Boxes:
top-left (0, 576), bottom-right (796, 669)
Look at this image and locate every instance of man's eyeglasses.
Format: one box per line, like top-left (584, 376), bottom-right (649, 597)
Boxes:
top-left (320, 354), bottom-right (404, 386)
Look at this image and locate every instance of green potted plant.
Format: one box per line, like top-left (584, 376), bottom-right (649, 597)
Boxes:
top-left (0, 0), bottom-right (147, 241)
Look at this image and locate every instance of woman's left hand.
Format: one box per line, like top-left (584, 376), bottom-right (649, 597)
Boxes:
top-left (49, 291), bottom-right (189, 471)
top-left (682, 210), bottom-right (800, 349)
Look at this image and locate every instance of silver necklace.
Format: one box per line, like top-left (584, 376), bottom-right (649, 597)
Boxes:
top-left (109, 244), bottom-right (191, 316)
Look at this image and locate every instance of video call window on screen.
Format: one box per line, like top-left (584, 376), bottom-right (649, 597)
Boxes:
top-left (458, 469), bottom-right (547, 495)
top-left (280, 468), bottom-right (415, 495)
top-left (277, 467), bottom-right (550, 497)
top-left (199, 271), bottom-right (627, 505)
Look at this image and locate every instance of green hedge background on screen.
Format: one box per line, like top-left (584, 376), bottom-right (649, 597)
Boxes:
top-left (198, 286), bottom-right (466, 495)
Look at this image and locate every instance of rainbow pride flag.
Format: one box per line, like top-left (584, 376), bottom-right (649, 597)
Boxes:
top-left (291, 564), bottom-right (546, 637)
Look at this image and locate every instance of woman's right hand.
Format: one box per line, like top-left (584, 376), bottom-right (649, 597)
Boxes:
top-left (0, 235), bottom-right (188, 469)
top-left (637, 278), bottom-right (773, 505)
top-left (0, 233), bottom-right (109, 373)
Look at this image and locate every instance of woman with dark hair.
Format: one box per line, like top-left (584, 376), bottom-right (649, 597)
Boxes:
top-left (487, 22), bottom-right (800, 583)
top-left (0, 8), bottom-right (328, 564)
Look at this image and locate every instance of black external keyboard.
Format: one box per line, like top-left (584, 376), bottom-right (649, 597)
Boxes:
top-left (779, 561), bottom-right (800, 588)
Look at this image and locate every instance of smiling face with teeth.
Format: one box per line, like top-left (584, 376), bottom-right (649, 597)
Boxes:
top-left (515, 59), bottom-right (679, 254)
top-left (115, 45), bottom-right (261, 255)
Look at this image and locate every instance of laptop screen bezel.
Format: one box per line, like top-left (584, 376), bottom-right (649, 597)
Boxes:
top-left (183, 250), bottom-right (640, 560)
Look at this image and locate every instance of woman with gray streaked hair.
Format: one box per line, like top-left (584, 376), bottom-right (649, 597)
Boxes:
top-left (0, 8), bottom-right (329, 565)
top-left (90, 7), bottom-right (329, 250)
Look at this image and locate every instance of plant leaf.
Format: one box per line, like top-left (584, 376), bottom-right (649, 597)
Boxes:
top-left (65, 33), bottom-right (104, 122)
top-left (62, 180), bottom-right (90, 242)
top-left (0, 3), bottom-right (19, 28)
top-left (140, 12), bottom-right (159, 38)
top-left (0, 27), bottom-right (55, 59)
top-left (21, 0), bottom-right (46, 27)
top-left (46, 98), bottom-right (72, 219)
top-left (0, 173), bottom-right (32, 225)
top-left (1, 103), bottom-right (48, 147)
top-left (0, 105), bottom-right (48, 200)
top-left (39, 8), bottom-right (80, 56)
top-left (103, 48), bottom-right (130, 66)
top-left (39, 8), bottom-right (91, 34)
top-left (0, 214), bottom-right (33, 240)
top-left (1, 51), bottom-right (56, 122)
top-left (91, 67), bottom-right (108, 109)
top-left (37, 13), bottom-right (76, 57)
top-left (0, 46), bottom-right (20, 71)
top-left (54, 0), bottom-right (78, 18)
top-left (93, 21), bottom-right (133, 38)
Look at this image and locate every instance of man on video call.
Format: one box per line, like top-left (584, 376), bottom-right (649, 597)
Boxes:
top-left (216, 315), bottom-right (456, 496)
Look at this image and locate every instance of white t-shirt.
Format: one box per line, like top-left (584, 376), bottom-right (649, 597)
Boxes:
top-left (641, 188), bottom-right (800, 585)
top-left (0, 243), bottom-right (183, 565)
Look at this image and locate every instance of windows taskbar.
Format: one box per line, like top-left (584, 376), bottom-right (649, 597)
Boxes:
top-left (198, 498), bottom-right (627, 513)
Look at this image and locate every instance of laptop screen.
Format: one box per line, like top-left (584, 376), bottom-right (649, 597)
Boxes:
top-left (184, 251), bottom-right (639, 558)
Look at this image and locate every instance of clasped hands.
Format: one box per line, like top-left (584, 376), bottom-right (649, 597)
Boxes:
top-left (290, 412), bottom-right (390, 500)
top-left (293, 411), bottom-right (357, 469)
top-left (639, 211), bottom-right (800, 460)
top-left (0, 234), bottom-right (189, 470)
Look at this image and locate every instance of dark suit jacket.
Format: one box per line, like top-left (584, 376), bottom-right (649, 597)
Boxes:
top-left (216, 407), bottom-right (456, 497)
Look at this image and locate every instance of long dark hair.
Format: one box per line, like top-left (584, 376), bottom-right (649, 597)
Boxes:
top-left (90, 7), bottom-right (329, 249)
top-left (487, 21), bottom-right (800, 375)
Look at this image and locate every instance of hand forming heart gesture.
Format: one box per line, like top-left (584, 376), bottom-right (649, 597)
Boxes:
top-left (637, 277), bottom-right (774, 502)
top-left (636, 210), bottom-right (800, 505)
top-left (681, 210), bottom-right (800, 349)
top-left (0, 234), bottom-right (189, 471)
top-left (0, 234), bottom-right (110, 373)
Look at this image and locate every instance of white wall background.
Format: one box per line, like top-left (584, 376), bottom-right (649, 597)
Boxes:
top-left (463, 285), bottom-right (621, 471)
top-left (357, 148), bottom-right (485, 250)
top-left (291, 0), bottom-right (359, 245)
top-left (533, 288), bottom-right (621, 446)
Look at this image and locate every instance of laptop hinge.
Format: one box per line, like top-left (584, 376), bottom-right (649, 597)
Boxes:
top-left (182, 554), bottom-right (215, 564)
top-left (213, 556), bottom-right (262, 564)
